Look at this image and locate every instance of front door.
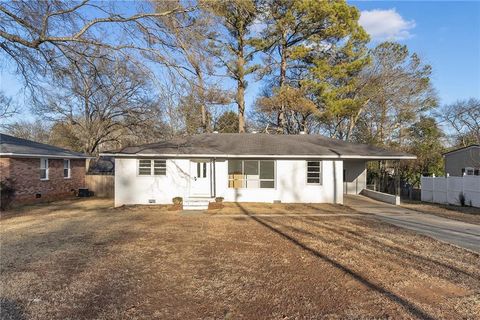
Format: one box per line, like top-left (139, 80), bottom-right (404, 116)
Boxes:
top-left (190, 160), bottom-right (211, 196)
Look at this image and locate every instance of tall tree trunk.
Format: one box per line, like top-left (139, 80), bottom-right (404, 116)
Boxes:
top-left (301, 114), bottom-right (308, 133)
top-left (278, 40), bottom-right (287, 133)
top-left (236, 40), bottom-right (246, 133)
top-left (237, 80), bottom-right (246, 133)
top-left (346, 100), bottom-right (369, 141)
top-left (197, 73), bottom-right (209, 133)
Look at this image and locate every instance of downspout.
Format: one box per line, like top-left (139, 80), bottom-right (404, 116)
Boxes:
top-left (212, 158), bottom-right (216, 198)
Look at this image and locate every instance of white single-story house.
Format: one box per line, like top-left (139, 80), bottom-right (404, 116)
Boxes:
top-left (102, 133), bottom-right (416, 209)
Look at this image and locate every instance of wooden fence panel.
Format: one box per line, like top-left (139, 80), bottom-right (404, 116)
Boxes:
top-left (85, 175), bottom-right (114, 198)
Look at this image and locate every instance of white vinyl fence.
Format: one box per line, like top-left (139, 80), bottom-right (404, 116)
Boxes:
top-left (421, 175), bottom-right (480, 207)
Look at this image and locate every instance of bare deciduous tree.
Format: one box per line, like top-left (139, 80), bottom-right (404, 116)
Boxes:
top-left (34, 55), bottom-right (162, 155)
top-left (0, 0), bottom-right (196, 88)
top-left (352, 42), bottom-right (437, 146)
top-left (4, 119), bottom-right (50, 143)
top-left (0, 91), bottom-right (19, 122)
top-left (436, 98), bottom-right (480, 147)
top-left (137, 0), bottom-right (229, 134)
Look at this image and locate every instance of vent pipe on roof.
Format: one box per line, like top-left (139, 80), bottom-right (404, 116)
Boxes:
top-left (299, 131), bottom-right (306, 135)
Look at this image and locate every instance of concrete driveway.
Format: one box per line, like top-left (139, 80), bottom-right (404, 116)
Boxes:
top-left (344, 195), bottom-right (480, 253)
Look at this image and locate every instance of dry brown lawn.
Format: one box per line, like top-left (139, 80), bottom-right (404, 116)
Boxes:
top-left (1, 199), bottom-right (479, 319)
top-left (401, 200), bottom-right (480, 225)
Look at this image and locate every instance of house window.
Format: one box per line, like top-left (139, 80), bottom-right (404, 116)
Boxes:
top-left (228, 160), bottom-right (275, 188)
top-left (138, 159), bottom-right (166, 176)
top-left (196, 162), bottom-right (207, 178)
top-left (153, 160), bottom-right (166, 175)
top-left (306, 161), bottom-right (322, 184)
top-left (40, 158), bottom-right (49, 180)
top-left (463, 167), bottom-right (475, 176)
top-left (64, 159), bottom-right (71, 178)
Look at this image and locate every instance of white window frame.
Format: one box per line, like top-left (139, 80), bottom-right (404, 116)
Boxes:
top-left (138, 159), bottom-right (166, 176)
top-left (196, 162), bottom-right (207, 178)
top-left (63, 159), bottom-right (71, 179)
top-left (40, 158), bottom-right (49, 181)
top-left (306, 161), bottom-right (322, 185)
top-left (228, 160), bottom-right (276, 189)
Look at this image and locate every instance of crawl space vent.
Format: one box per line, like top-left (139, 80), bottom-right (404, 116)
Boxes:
top-left (148, 199), bottom-right (156, 204)
top-left (273, 200), bottom-right (281, 204)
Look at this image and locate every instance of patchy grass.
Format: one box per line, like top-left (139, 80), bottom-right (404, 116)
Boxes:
top-left (1, 199), bottom-right (479, 319)
top-left (401, 200), bottom-right (480, 225)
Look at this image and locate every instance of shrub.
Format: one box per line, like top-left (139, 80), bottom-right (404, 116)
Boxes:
top-left (459, 192), bottom-right (466, 207)
top-left (172, 197), bottom-right (183, 205)
top-left (215, 197), bottom-right (224, 203)
top-left (0, 179), bottom-right (15, 211)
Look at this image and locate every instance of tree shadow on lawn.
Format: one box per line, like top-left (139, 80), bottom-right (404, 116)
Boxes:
top-left (1, 199), bottom-right (114, 222)
top-left (0, 298), bottom-right (27, 320)
top-left (295, 215), bottom-right (479, 281)
top-left (235, 203), bottom-right (437, 320)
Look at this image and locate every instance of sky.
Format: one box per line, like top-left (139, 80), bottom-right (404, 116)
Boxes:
top-left (1, 1), bottom-right (479, 122)
top-left (350, 0), bottom-right (480, 105)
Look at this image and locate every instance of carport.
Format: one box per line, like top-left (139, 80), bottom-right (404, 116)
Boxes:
top-left (343, 157), bottom-right (415, 205)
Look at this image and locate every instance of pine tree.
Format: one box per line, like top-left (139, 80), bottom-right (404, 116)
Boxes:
top-left (207, 0), bottom-right (259, 133)
top-left (256, 0), bottom-right (369, 133)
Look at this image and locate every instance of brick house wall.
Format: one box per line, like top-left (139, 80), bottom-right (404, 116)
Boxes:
top-left (0, 157), bottom-right (86, 206)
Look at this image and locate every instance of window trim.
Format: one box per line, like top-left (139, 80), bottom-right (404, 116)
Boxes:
top-left (306, 160), bottom-right (322, 185)
top-left (63, 159), bottom-right (71, 179)
top-left (464, 167), bottom-right (475, 176)
top-left (40, 158), bottom-right (49, 181)
top-left (227, 159), bottom-right (276, 189)
top-left (137, 159), bottom-right (167, 176)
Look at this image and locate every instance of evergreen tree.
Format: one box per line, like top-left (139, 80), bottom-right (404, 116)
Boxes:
top-left (208, 0), bottom-right (259, 133)
top-left (256, 0), bottom-right (369, 133)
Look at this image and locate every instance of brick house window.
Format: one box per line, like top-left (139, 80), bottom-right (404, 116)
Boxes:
top-left (64, 159), bottom-right (71, 178)
top-left (40, 158), bottom-right (49, 180)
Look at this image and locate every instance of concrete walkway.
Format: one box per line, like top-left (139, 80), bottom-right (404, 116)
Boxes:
top-left (344, 195), bottom-right (480, 253)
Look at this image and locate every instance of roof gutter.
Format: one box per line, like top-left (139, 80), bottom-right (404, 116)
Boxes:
top-left (100, 153), bottom-right (416, 160)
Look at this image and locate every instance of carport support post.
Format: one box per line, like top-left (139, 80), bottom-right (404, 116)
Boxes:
top-left (395, 160), bottom-right (401, 198)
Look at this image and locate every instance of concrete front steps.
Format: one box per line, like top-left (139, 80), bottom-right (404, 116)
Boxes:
top-left (183, 197), bottom-right (214, 210)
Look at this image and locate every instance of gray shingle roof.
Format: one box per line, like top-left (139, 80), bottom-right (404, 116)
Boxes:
top-left (106, 133), bottom-right (415, 159)
top-left (442, 144), bottom-right (480, 156)
top-left (0, 133), bottom-right (89, 158)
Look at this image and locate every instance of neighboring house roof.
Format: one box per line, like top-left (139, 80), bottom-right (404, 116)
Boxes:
top-left (102, 133), bottom-right (416, 160)
top-left (0, 133), bottom-right (89, 159)
top-left (87, 156), bottom-right (115, 174)
top-left (442, 144), bottom-right (480, 156)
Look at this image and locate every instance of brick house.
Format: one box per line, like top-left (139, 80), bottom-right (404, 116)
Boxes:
top-left (0, 133), bottom-right (89, 207)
